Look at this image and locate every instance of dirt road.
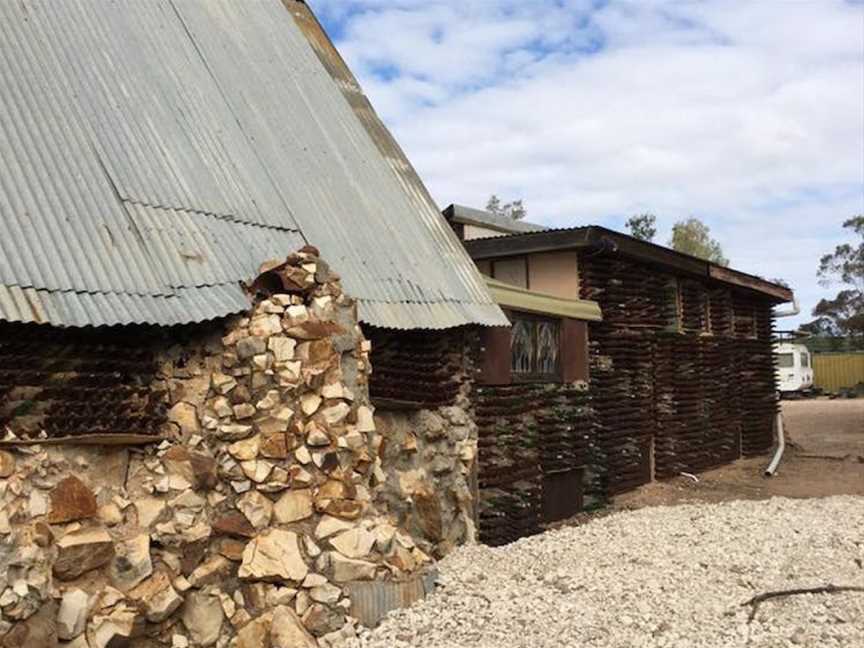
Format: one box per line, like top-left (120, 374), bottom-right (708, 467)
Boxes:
top-left (612, 398), bottom-right (864, 511)
top-left (783, 398), bottom-right (864, 458)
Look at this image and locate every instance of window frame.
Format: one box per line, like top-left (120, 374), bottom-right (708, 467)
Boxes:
top-left (777, 353), bottom-right (795, 369)
top-left (509, 311), bottom-right (563, 383)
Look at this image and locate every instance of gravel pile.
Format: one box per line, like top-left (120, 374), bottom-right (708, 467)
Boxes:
top-left (350, 497), bottom-right (864, 648)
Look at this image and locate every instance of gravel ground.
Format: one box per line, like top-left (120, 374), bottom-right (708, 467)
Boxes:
top-left (351, 497), bottom-right (864, 648)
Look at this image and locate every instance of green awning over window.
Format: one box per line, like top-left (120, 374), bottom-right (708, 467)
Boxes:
top-left (484, 277), bottom-right (603, 322)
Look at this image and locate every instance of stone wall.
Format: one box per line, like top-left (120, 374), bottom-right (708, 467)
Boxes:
top-left (364, 327), bottom-right (481, 560)
top-left (0, 249), bottom-right (444, 648)
top-left (372, 393), bottom-right (478, 560)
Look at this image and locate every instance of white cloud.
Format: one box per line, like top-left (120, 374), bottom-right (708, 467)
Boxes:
top-left (310, 0), bottom-right (864, 327)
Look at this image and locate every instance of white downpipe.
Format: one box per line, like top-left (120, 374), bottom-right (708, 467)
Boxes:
top-left (766, 294), bottom-right (797, 477)
top-left (765, 412), bottom-right (786, 477)
top-left (774, 297), bottom-right (800, 319)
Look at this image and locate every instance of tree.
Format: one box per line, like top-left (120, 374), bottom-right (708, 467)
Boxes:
top-left (626, 214), bottom-right (657, 242)
top-left (804, 293), bottom-right (864, 336)
top-left (486, 194), bottom-right (501, 214)
top-left (803, 216), bottom-right (864, 340)
top-left (669, 218), bottom-right (729, 266)
top-left (486, 194), bottom-right (527, 221)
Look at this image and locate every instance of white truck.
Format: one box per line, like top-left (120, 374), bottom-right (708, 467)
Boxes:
top-left (775, 342), bottom-right (814, 395)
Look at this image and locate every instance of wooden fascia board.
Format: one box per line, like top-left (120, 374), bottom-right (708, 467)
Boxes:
top-left (466, 227), bottom-right (793, 303)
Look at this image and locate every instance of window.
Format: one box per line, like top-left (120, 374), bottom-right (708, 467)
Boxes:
top-left (492, 257), bottom-right (528, 288)
top-left (511, 313), bottom-right (560, 380)
top-left (778, 353), bottom-right (795, 369)
top-left (801, 352), bottom-right (810, 368)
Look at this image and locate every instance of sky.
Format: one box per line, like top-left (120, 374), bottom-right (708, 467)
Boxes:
top-left (310, 0), bottom-right (864, 329)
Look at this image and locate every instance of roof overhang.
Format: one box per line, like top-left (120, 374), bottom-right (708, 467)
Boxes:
top-left (466, 226), bottom-right (794, 304)
top-left (484, 277), bottom-right (603, 321)
top-left (706, 265), bottom-right (792, 303)
top-left (442, 204), bottom-right (546, 236)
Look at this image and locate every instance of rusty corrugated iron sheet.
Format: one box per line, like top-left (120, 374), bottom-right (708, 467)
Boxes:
top-left (0, 0), bottom-right (506, 330)
top-left (347, 570), bottom-right (438, 628)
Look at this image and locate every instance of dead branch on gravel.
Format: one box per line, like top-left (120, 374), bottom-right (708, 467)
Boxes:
top-left (743, 584), bottom-right (864, 622)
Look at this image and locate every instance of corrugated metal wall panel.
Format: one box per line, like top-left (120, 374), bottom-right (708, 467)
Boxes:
top-left (347, 570), bottom-right (437, 628)
top-left (813, 353), bottom-right (864, 392)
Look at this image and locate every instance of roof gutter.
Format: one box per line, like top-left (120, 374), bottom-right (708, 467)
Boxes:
top-left (774, 296), bottom-right (801, 318)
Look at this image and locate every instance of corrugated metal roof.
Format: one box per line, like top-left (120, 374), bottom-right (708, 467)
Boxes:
top-left (359, 299), bottom-right (509, 331)
top-left (0, 0), bottom-right (506, 330)
top-left (284, 1), bottom-right (508, 323)
top-left (0, 283), bottom-right (250, 329)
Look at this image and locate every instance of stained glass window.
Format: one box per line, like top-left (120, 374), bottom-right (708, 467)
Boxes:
top-left (510, 313), bottom-right (560, 380)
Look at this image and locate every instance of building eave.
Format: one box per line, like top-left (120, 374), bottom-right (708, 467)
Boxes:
top-left (465, 226), bottom-right (794, 304)
top-left (442, 204), bottom-right (547, 236)
top-left (484, 276), bottom-right (603, 322)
